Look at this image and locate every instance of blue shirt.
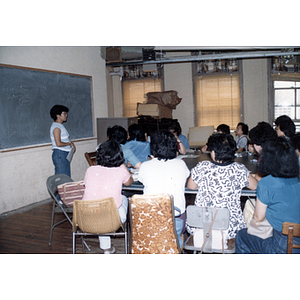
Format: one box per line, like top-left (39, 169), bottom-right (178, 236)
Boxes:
top-left (178, 134), bottom-right (190, 150)
top-left (126, 140), bottom-right (151, 163)
top-left (120, 144), bottom-right (140, 168)
top-left (257, 175), bottom-right (300, 232)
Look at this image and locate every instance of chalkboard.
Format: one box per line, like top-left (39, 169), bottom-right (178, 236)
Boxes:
top-left (0, 64), bottom-right (94, 149)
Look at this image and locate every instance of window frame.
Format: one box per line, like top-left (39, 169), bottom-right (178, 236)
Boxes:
top-left (121, 64), bottom-right (164, 118)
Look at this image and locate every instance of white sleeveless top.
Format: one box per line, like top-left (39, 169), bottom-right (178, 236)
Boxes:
top-left (50, 122), bottom-right (71, 152)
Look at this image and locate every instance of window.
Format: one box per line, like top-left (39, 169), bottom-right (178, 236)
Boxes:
top-left (122, 64), bottom-right (163, 117)
top-left (274, 81), bottom-right (300, 120)
top-left (123, 78), bottom-right (162, 117)
top-left (194, 73), bottom-right (241, 129)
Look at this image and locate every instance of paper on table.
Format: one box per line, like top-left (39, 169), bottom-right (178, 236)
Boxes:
top-left (66, 147), bottom-right (74, 162)
top-left (176, 154), bottom-right (200, 159)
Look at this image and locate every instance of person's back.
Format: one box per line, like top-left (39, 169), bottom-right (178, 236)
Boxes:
top-left (107, 125), bottom-right (141, 169)
top-left (138, 130), bottom-right (190, 248)
top-left (187, 133), bottom-right (257, 239)
top-left (126, 123), bottom-right (151, 162)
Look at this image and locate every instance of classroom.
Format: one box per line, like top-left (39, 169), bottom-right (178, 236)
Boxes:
top-left (1, 46), bottom-right (300, 256)
top-left (0, 46), bottom-right (275, 213)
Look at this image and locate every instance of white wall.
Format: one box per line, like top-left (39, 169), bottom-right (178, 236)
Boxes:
top-left (242, 58), bottom-right (269, 129)
top-left (164, 62), bottom-right (194, 137)
top-left (0, 46), bottom-right (108, 214)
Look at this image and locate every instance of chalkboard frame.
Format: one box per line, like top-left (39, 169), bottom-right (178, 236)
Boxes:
top-left (0, 64), bottom-right (94, 151)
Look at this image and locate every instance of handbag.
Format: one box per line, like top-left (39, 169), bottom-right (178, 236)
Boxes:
top-left (57, 180), bottom-right (85, 207)
top-left (188, 206), bottom-right (230, 253)
top-left (247, 218), bottom-right (273, 239)
top-left (243, 198), bottom-right (256, 228)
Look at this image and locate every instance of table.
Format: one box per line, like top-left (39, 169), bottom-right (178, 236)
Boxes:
top-left (123, 150), bottom-right (258, 197)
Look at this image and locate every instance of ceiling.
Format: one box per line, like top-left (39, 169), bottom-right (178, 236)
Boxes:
top-left (103, 46), bottom-right (300, 66)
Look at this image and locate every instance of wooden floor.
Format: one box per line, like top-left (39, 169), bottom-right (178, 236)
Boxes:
top-left (0, 198), bottom-right (126, 254)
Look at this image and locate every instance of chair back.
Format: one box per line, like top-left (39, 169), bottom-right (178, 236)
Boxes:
top-left (282, 222), bottom-right (300, 254)
top-left (185, 205), bottom-right (233, 253)
top-left (85, 151), bottom-right (97, 166)
top-left (188, 126), bottom-right (214, 148)
top-left (46, 173), bottom-right (74, 199)
top-left (72, 198), bottom-right (122, 234)
top-left (186, 206), bottom-right (230, 230)
top-left (129, 193), bottom-right (180, 254)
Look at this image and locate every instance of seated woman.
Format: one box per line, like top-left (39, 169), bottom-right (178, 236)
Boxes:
top-left (187, 133), bottom-right (258, 242)
top-left (235, 122), bottom-right (249, 152)
top-left (126, 123), bottom-right (151, 163)
top-left (201, 123), bottom-right (230, 153)
top-left (248, 121), bottom-right (278, 181)
top-left (168, 120), bottom-right (189, 154)
top-left (275, 114), bottom-right (296, 140)
top-left (138, 130), bottom-right (190, 248)
top-left (82, 140), bottom-right (133, 254)
top-left (235, 137), bottom-right (300, 254)
top-left (107, 125), bottom-right (141, 169)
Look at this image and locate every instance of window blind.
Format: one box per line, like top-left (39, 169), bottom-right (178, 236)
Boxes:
top-left (123, 78), bottom-right (162, 117)
top-left (195, 74), bottom-right (241, 129)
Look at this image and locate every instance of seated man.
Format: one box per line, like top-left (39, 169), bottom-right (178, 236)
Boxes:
top-left (138, 130), bottom-right (190, 248)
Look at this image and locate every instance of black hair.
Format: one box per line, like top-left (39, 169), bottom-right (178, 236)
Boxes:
top-left (238, 122), bottom-right (249, 135)
top-left (291, 132), bottom-right (300, 152)
top-left (107, 125), bottom-right (127, 145)
top-left (96, 140), bottom-right (124, 167)
top-left (275, 115), bottom-right (296, 138)
top-left (50, 105), bottom-right (69, 121)
top-left (207, 133), bottom-right (236, 163)
top-left (168, 120), bottom-right (182, 136)
top-left (128, 124), bottom-right (146, 142)
top-left (249, 121), bottom-right (277, 146)
top-left (258, 137), bottom-right (299, 178)
top-left (150, 130), bottom-right (177, 160)
top-left (216, 124), bottom-right (230, 134)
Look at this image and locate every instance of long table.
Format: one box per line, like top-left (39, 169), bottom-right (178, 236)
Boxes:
top-left (123, 150), bottom-right (258, 197)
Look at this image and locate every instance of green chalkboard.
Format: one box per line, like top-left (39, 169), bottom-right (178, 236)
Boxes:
top-left (0, 64), bottom-right (93, 149)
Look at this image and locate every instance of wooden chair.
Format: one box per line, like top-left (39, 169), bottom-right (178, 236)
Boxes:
top-left (188, 126), bottom-right (214, 149)
top-left (128, 193), bottom-right (181, 254)
top-left (72, 197), bottom-right (128, 254)
top-left (282, 222), bottom-right (300, 254)
top-left (84, 151), bottom-right (97, 166)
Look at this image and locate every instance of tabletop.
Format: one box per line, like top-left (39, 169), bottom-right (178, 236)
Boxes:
top-left (123, 150), bottom-right (258, 197)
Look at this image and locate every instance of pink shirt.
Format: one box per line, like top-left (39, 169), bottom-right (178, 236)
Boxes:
top-left (82, 165), bottom-right (130, 208)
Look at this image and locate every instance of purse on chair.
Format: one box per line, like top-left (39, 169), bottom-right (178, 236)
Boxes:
top-left (188, 206), bottom-right (230, 253)
top-left (57, 180), bottom-right (85, 207)
top-left (247, 218), bottom-right (273, 239)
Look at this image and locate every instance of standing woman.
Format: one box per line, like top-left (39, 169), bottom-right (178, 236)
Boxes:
top-left (50, 105), bottom-right (76, 177)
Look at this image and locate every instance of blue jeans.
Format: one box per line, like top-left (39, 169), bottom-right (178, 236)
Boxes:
top-left (52, 149), bottom-right (71, 177)
top-left (236, 228), bottom-right (300, 254)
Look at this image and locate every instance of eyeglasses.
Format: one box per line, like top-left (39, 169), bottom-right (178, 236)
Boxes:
top-left (61, 112), bottom-right (68, 116)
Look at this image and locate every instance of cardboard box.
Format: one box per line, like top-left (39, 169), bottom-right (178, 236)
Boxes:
top-left (137, 103), bottom-right (172, 119)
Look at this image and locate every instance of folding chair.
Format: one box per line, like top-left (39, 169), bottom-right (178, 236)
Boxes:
top-left (282, 222), bottom-right (300, 254)
top-left (46, 173), bottom-right (90, 251)
top-left (72, 197), bottom-right (128, 254)
top-left (129, 193), bottom-right (181, 254)
top-left (184, 205), bottom-right (235, 254)
top-left (84, 151), bottom-right (97, 166)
